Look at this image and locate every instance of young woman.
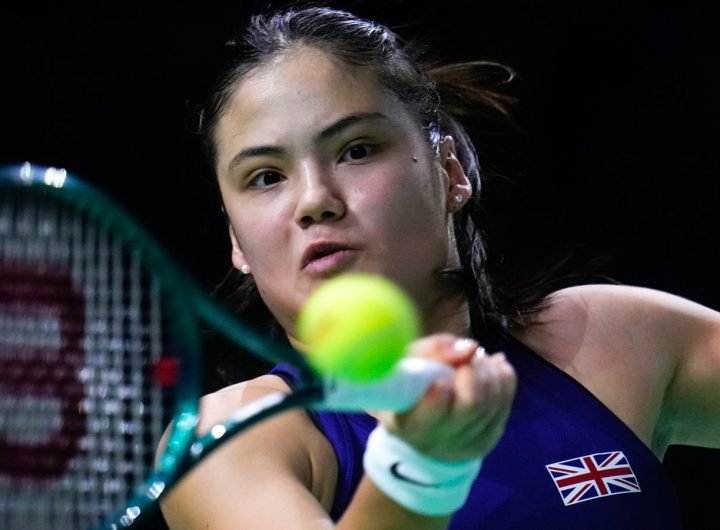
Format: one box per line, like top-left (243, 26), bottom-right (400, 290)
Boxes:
top-left (159, 6), bottom-right (720, 529)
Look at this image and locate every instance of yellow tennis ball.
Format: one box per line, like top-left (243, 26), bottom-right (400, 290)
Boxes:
top-left (297, 273), bottom-right (420, 383)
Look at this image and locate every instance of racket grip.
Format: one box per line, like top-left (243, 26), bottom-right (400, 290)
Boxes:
top-left (320, 357), bottom-right (454, 412)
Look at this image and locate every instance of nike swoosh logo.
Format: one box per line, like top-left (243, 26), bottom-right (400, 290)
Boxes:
top-left (390, 462), bottom-right (441, 488)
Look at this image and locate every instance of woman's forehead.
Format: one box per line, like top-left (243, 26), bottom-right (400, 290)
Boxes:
top-left (233, 47), bottom-right (391, 112)
top-left (214, 48), bottom-right (416, 162)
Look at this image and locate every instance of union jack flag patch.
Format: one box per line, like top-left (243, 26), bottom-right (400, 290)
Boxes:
top-left (546, 451), bottom-right (641, 506)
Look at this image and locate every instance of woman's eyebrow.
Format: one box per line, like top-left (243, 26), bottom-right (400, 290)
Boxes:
top-left (227, 112), bottom-right (395, 173)
top-left (227, 145), bottom-right (284, 173)
top-left (315, 112), bottom-right (394, 143)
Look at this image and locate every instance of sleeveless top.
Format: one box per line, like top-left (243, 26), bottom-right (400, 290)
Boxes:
top-left (270, 327), bottom-right (683, 529)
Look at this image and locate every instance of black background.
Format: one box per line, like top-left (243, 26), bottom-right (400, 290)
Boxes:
top-left (2, 1), bottom-right (719, 527)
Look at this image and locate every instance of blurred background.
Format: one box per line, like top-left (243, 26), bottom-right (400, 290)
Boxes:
top-left (1, 1), bottom-right (718, 527)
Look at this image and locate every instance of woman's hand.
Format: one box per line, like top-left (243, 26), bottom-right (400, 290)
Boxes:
top-left (377, 334), bottom-right (516, 461)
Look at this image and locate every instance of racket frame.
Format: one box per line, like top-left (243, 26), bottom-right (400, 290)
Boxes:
top-left (0, 163), bottom-right (317, 529)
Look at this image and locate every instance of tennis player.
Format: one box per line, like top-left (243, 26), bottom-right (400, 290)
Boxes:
top-left (159, 6), bottom-right (720, 529)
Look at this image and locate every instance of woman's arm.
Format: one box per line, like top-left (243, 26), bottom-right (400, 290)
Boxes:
top-left (159, 335), bottom-right (516, 530)
top-left (159, 376), bottom-right (338, 530)
top-left (534, 284), bottom-right (720, 452)
top-left (640, 288), bottom-right (720, 448)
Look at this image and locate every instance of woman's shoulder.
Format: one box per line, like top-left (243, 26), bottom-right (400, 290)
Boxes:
top-left (198, 373), bottom-right (292, 429)
top-left (159, 377), bottom-right (340, 525)
top-left (193, 373), bottom-right (339, 511)
top-left (514, 283), bottom-right (720, 450)
top-left (157, 374), bottom-right (297, 456)
top-left (540, 283), bottom-right (718, 331)
top-left (520, 282), bottom-right (715, 363)
top-left (155, 374), bottom-right (302, 468)
top-left (546, 282), bottom-right (677, 308)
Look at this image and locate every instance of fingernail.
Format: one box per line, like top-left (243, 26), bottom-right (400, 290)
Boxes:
top-left (493, 352), bottom-right (507, 362)
top-left (454, 338), bottom-right (476, 352)
top-left (471, 347), bottom-right (487, 365)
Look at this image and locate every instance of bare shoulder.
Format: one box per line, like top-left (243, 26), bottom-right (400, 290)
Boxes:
top-left (198, 373), bottom-right (338, 487)
top-left (537, 283), bottom-right (675, 314)
top-left (166, 375), bottom-right (327, 461)
top-left (532, 283), bottom-right (717, 336)
top-left (155, 374), bottom-right (293, 457)
top-left (197, 374), bottom-right (294, 430)
top-left (514, 283), bottom-right (720, 452)
top-left (158, 374), bottom-right (339, 527)
top-left (522, 282), bottom-right (719, 371)
top-left (548, 283), bottom-right (717, 315)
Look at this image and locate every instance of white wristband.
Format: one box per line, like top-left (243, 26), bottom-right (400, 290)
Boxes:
top-left (363, 424), bottom-right (482, 516)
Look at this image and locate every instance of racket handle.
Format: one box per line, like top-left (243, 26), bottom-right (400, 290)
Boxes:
top-left (320, 357), bottom-right (454, 412)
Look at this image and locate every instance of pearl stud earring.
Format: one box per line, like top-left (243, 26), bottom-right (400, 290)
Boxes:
top-left (240, 264), bottom-right (251, 275)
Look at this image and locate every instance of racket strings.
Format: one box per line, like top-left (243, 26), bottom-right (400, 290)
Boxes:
top-left (0, 194), bottom-right (173, 529)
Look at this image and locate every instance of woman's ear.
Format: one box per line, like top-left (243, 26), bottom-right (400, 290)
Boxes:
top-left (228, 224), bottom-right (247, 272)
top-left (439, 136), bottom-right (472, 211)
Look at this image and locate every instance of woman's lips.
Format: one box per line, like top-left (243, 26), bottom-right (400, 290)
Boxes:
top-left (302, 246), bottom-right (357, 274)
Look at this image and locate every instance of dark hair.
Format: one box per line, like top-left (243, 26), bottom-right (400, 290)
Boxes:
top-left (196, 5), bottom-right (572, 386)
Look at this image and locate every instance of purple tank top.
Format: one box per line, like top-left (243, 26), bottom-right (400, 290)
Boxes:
top-left (270, 327), bottom-right (682, 528)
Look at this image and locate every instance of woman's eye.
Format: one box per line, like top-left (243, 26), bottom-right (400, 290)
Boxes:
top-left (341, 144), bottom-right (374, 162)
top-left (249, 170), bottom-right (283, 188)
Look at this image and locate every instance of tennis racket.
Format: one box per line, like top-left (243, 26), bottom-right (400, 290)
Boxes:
top-left (0, 163), bottom-right (452, 530)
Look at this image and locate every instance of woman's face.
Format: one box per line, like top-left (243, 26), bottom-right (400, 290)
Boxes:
top-left (214, 47), bottom-right (468, 335)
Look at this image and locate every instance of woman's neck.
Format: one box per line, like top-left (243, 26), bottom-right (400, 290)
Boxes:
top-left (420, 289), bottom-right (472, 338)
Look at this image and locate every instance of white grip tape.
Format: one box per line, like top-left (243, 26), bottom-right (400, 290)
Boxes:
top-left (322, 357), bottom-right (454, 412)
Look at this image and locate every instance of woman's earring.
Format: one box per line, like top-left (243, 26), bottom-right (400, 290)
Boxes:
top-left (453, 194), bottom-right (464, 205)
top-left (240, 264), bottom-right (251, 275)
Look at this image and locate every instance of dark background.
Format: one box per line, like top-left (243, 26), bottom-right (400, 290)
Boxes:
top-left (2, 1), bottom-right (718, 527)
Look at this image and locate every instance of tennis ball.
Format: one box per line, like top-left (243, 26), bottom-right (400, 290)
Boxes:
top-left (297, 273), bottom-right (420, 383)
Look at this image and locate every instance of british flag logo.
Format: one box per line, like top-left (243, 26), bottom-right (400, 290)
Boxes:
top-left (546, 451), bottom-right (641, 506)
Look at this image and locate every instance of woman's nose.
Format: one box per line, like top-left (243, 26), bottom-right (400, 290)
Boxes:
top-left (294, 165), bottom-right (346, 228)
